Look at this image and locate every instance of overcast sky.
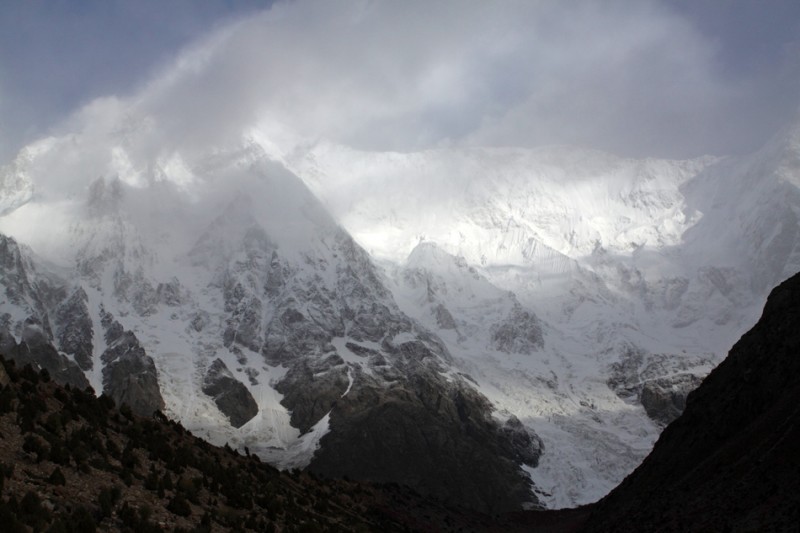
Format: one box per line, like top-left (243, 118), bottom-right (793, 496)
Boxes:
top-left (1, 0), bottom-right (799, 164)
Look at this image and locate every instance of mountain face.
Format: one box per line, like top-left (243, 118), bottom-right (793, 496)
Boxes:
top-left (583, 271), bottom-right (800, 532)
top-left (0, 112), bottom-right (798, 511)
top-left (0, 236), bottom-right (89, 390)
top-left (0, 133), bottom-right (539, 512)
top-left (4, 273), bottom-right (796, 531)
top-left (279, 121), bottom-right (800, 506)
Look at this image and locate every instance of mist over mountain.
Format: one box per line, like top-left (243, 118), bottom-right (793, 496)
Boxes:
top-left (0, 127), bottom-right (544, 512)
top-left (0, 0), bottom-right (799, 518)
top-left (0, 91), bottom-right (798, 511)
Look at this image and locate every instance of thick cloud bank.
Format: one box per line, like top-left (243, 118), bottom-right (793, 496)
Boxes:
top-left (5, 0), bottom-right (797, 162)
top-left (130, 0), bottom-right (739, 158)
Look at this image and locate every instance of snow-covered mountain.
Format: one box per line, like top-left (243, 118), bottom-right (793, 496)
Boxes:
top-left (1, 110), bottom-right (798, 510)
top-left (0, 128), bottom-right (541, 512)
top-left (276, 120), bottom-right (800, 506)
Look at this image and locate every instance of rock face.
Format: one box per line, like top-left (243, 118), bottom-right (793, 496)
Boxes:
top-left (202, 359), bottom-right (258, 428)
top-left (500, 415), bottom-right (545, 465)
top-left (0, 235), bottom-right (65, 324)
top-left (308, 343), bottom-right (542, 513)
top-left (585, 272), bottom-right (800, 532)
top-left (639, 374), bottom-right (702, 426)
top-left (3, 110), bottom-right (798, 512)
top-left (490, 304), bottom-right (544, 355)
top-left (6, 318), bottom-right (89, 389)
top-left (234, 229), bottom-right (545, 512)
top-left (608, 346), bottom-right (713, 426)
top-left (0, 151), bottom-right (544, 513)
top-left (0, 231), bottom-right (166, 413)
top-left (394, 242), bottom-right (544, 355)
top-left (285, 122), bottom-right (800, 507)
top-left (0, 235), bottom-right (89, 389)
top-left (100, 309), bottom-right (164, 416)
top-left (55, 287), bottom-right (94, 371)
top-left (0, 235), bottom-right (35, 306)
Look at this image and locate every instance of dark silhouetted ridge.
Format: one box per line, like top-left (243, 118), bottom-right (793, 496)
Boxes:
top-left (584, 272), bottom-right (800, 532)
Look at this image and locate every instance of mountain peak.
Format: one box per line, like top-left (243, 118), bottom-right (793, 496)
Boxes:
top-left (407, 241), bottom-right (469, 271)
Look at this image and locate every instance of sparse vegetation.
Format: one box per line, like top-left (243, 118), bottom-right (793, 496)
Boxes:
top-left (0, 354), bottom-right (514, 532)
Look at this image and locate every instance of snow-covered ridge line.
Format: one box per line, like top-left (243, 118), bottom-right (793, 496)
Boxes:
top-left (283, 141), bottom-right (717, 264)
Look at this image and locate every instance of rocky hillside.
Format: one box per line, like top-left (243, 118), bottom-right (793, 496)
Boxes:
top-left (0, 354), bottom-right (539, 532)
top-left (582, 271), bottom-right (800, 531)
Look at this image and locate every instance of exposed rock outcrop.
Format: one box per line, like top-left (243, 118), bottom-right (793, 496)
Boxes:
top-left (0, 234), bottom-right (36, 307)
top-left (5, 318), bottom-right (89, 389)
top-left (639, 374), bottom-right (703, 426)
top-left (202, 358), bottom-right (258, 428)
top-left (275, 356), bottom-right (350, 433)
top-left (499, 415), bottom-right (545, 466)
top-left (608, 346), bottom-right (713, 426)
top-left (1, 164), bottom-right (550, 514)
top-left (490, 304), bottom-right (544, 354)
top-left (434, 303), bottom-right (457, 330)
top-left (308, 339), bottom-right (543, 514)
top-left (100, 309), bottom-right (164, 416)
top-left (55, 287), bottom-right (93, 371)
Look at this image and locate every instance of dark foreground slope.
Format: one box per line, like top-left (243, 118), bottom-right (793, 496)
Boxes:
top-left (0, 355), bottom-right (513, 532)
top-left (582, 272), bottom-right (800, 532)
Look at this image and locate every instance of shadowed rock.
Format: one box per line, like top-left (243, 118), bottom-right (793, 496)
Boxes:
top-left (56, 287), bottom-right (94, 371)
top-left (8, 318), bottom-right (89, 389)
top-left (100, 309), bottom-right (164, 416)
top-left (639, 374), bottom-right (703, 426)
top-left (202, 358), bottom-right (259, 428)
top-left (585, 272), bottom-right (800, 532)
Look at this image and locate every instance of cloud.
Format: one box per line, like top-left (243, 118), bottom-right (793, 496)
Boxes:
top-left (0, 0), bottom-right (266, 162)
top-left (15, 0), bottom-right (800, 162)
top-left (4, 0), bottom-right (799, 265)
